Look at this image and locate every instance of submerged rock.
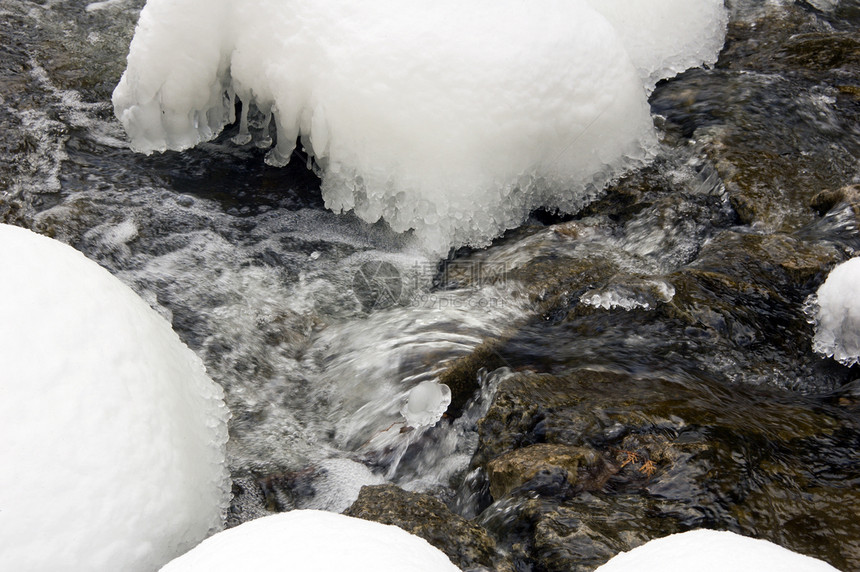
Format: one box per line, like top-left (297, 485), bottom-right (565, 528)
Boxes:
top-left (811, 184), bottom-right (860, 221)
top-left (471, 369), bottom-right (860, 571)
top-left (651, 3), bottom-right (859, 233)
top-left (486, 443), bottom-right (614, 500)
top-left (491, 227), bottom-right (850, 392)
top-left (427, 9), bottom-right (860, 569)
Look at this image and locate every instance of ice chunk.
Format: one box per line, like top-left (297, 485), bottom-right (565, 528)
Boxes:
top-left (580, 278), bottom-right (675, 311)
top-left (159, 510), bottom-right (460, 571)
top-left (595, 529), bottom-right (839, 572)
top-left (85, 0), bottom-right (130, 12)
top-left (401, 381), bottom-right (452, 428)
top-left (0, 224), bottom-right (230, 572)
top-left (114, 0), bottom-right (727, 253)
top-left (806, 257), bottom-right (860, 366)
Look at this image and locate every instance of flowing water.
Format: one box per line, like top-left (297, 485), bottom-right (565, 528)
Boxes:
top-left (1, 0), bottom-right (859, 568)
top-left (1, 0), bottom-right (536, 497)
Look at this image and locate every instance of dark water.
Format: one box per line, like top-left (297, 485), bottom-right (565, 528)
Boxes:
top-left (1, 0), bottom-right (858, 569)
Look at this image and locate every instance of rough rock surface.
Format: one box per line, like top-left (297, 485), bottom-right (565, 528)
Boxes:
top-left (346, 484), bottom-right (512, 572)
top-left (470, 369), bottom-right (860, 571)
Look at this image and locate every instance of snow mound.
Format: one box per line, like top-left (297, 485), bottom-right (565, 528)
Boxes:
top-left (0, 224), bottom-right (230, 572)
top-left (807, 257), bottom-right (860, 366)
top-left (114, 0), bottom-right (727, 253)
top-left (159, 510), bottom-right (460, 571)
top-left (595, 529), bottom-right (839, 572)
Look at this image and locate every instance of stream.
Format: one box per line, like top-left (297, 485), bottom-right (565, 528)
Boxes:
top-left (1, 0), bottom-right (858, 570)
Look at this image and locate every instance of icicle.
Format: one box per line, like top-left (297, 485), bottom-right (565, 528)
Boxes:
top-left (226, 87), bottom-right (236, 124)
top-left (253, 108), bottom-right (273, 149)
top-left (264, 115), bottom-right (296, 167)
top-left (231, 97), bottom-right (251, 145)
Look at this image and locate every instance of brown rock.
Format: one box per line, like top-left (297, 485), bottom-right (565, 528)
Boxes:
top-left (345, 484), bottom-right (513, 571)
top-left (487, 443), bottom-right (612, 500)
top-left (811, 184), bottom-right (860, 218)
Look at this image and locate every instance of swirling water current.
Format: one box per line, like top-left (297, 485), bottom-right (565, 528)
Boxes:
top-left (1, 0), bottom-right (859, 567)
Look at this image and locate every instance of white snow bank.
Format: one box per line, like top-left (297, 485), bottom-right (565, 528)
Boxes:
top-left (114, 0), bottom-right (727, 253)
top-left (159, 510), bottom-right (460, 571)
top-left (595, 529), bottom-right (839, 572)
top-left (0, 224), bottom-right (230, 572)
top-left (807, 257), bottom-right (860, 366)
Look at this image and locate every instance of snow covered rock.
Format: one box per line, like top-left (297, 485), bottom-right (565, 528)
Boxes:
top-left (0, 224), bottom-right (230, 572)
top-left (159, 510), bottom-right (460, 571)
top-left (595, 529), bottom-right (839, 572)
top-left (808, 257), bottom-right (860, 366)
top-left (114, 0), bottom-right (727, 253)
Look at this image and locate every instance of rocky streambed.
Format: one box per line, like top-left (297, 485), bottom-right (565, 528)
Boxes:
top-left (332, 3), bottom-right (860, 570)
top-left (1, 0), bottom-right (858, 571)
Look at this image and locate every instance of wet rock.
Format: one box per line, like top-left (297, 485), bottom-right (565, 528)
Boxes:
top-left (659, 231), bottom-right (847, 387)
top-left (486, 443), bottom-right (613, 500)
top-left (508, 252), bottom-right (619, 324)
top-left (734, 465), bottom-right (860, 572)
top-left (719, 5), bottom-right (859, 75)
top-left (478, 490), bottom-right (687, 571)
top-left (453, 151), bottom-right (856, 570)
top-left (811, 184), bottom-right (860, 219)
top-left (665, 230), bottom-right (841, 333)
top-left (471, 368), bottom-right (860, 571)
top-left (702, 121), bottom-right (855, 231)
top-left (650, 3), bottom-right (860, 233)
top-left (438, 341), bottom-right (508, 417)
top-left (345, 484), bottom-right (513, 571)
top-left (0, 196), bottom-right (27, 229)
top-left (495, 227), bottom-right (850, 391)
top-left (226, 477), bottom-right (273, 529)
top-left (531, 494), bottom-right (683, 572)
top-left (778, 32), bottom-right (860, 72)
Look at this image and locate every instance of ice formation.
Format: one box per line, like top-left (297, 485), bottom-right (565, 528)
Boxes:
top-left (401, 381), bottom-right (452, 428)
top-left (0, 224), bottom-right (230, 571)
top-left (580, 278), bottom-right (675, 311)
top-left (114, 0), bottom-right (727, 253)
top-left (807, 257), bottom-right (860, 366)
top-left (159, 510), bottom-right (460, 571)
top-left (595, 529), bottom-right (839, 572)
